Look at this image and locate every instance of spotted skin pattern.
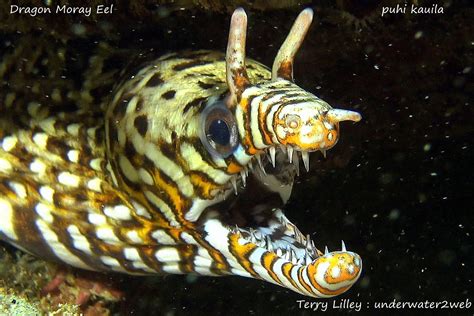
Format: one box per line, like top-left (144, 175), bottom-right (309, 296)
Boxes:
top-left (0, 9), bottom-right (362, 297)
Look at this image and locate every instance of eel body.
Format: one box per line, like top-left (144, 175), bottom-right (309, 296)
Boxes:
top-left (0, 8), bottom-right (362, 298)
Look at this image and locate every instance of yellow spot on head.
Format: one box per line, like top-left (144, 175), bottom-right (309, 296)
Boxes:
top-left (67, 150), bottom-right (80, 163)
top-left (33, 133), bottom-right (48, 149)
top-left (58, 171), bottom-right (81, 187)
top-left (30, 159), bottom-right (47, 175)
top-left (226, 161), bottom-right (242, 174)
top-left (86, 178), bottom-right (102, 192)
top-left (0, 157), bottom-right (13, 172)
top-left (1, 135), bottom-right (18, 152)
top-left (39, 186), bottom-right (55, 203)
top-left (9, 181), bottom-right (27, 199)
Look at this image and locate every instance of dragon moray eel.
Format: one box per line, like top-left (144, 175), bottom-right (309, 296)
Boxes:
top-left (0, 8), bottom-right (362, 297)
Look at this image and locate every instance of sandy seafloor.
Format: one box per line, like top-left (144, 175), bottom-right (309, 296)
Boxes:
top-left (0, 0), bottom-right (472, 315)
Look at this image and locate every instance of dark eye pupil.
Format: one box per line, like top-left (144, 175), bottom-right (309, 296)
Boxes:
top-left (200, 99), bottom-right (239, 158)
top-left (208, 119), bottom-right (230, 146)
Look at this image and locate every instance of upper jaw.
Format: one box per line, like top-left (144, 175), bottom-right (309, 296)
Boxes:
top-left (235, 81), bottom-right (361, 163)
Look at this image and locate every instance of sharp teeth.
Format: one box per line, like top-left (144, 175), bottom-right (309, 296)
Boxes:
top-left (274, 209), bottom-right (290, 226)
top-left (341, 240), bottom-right (346, 251)
top-left (320, 149), bottom-right (327, 158)
top-left (250, 228), bottom-right (257, 243)
top-left (287, 146), bottom-right (294, 163)
top-left (301, 151), bottom-right (310, 172)
top-left (266, 236), bottom-right (273, 251)
top-left (231, 177), bottom-right (238, 195)
top-left (285, 246), bottom-right (291, 260)
top-left (293, 150), bottom-right (300, 176)
top-left (294, 226), bottom-right (305, 244)
top-left (240, 170), bottom-right (247, 187)
top-left (305, 234), bottom-right (312, 250)
top-left (291, 249), bottom-right (297, 260)
top-left (268, 147), bottom-right (276, 167)
top-left (256, 154), bottom-right (266, 174)
top-left (234, 225), bottom-right (241, 236)
top-left (278, 215), bottom-right (285, 224)
top-left (284, 223), bottom-right (296, 237)
top-left (248, 160), bottom-right (254, 171)
top-left (285, 248), bottom-right (297, 263)
top-left (324, 246), bottom-right (329, 255)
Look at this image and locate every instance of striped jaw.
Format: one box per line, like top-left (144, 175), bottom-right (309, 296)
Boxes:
top-left (196, 8), bottom-right (362, 297)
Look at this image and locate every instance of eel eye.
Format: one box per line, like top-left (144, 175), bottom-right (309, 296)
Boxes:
top-left (200, 100), bottom-right (239, 158)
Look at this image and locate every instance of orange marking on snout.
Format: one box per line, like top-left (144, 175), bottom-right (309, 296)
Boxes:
top-left (226, 161), bottom-right (242, 174)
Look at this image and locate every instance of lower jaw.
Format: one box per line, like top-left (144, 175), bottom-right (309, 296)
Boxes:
top-left (197, 146), bottom-right (362, 296)
top-left (201, 214), bottom-right (362, 298)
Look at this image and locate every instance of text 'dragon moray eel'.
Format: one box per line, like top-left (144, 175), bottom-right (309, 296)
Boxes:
top-left (0, 8), bottom-right (362, 298)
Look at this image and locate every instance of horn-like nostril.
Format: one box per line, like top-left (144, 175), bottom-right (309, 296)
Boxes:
top-left (326, 109), bottom-right (362, 123)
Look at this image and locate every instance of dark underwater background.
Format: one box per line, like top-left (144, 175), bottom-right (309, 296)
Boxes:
top-left (0, 0), bottom-right (472, 315)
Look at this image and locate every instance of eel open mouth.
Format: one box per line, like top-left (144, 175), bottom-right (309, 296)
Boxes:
top-left (199, 146), bottom-right (362, 297)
